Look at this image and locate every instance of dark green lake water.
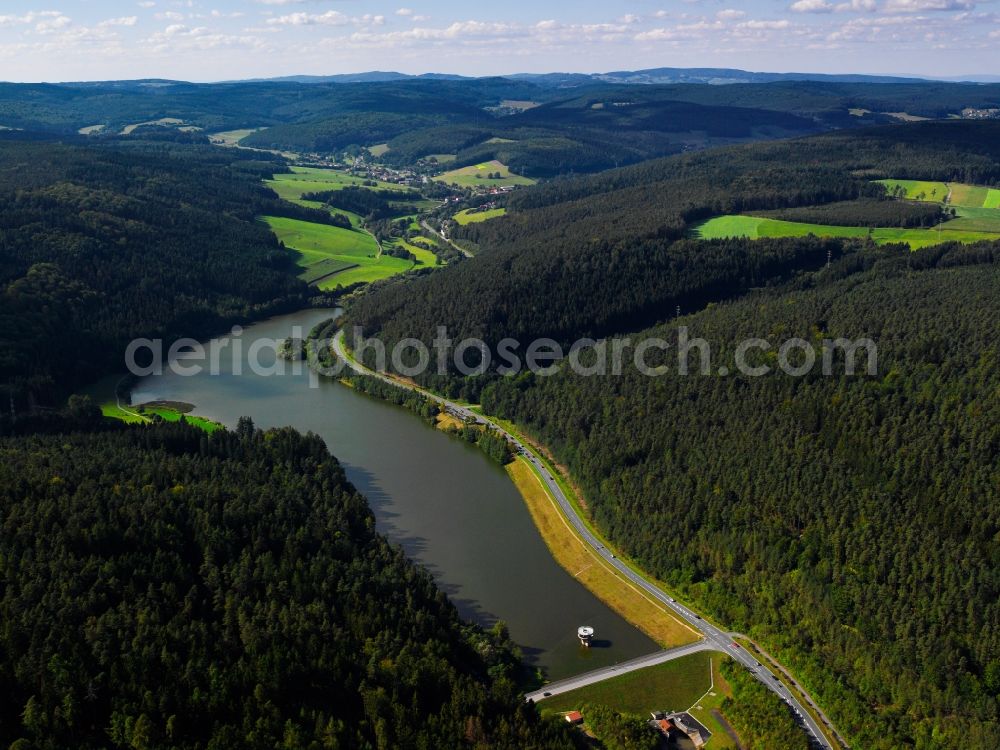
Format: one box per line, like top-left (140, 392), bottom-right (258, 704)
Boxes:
top-left (131, 309), bottom-right (656, 680)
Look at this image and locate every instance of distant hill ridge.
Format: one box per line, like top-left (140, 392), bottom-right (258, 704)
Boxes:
top-left (228, 67), bottom-right (935, 87)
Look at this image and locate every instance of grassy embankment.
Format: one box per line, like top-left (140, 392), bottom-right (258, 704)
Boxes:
top-left (507, 456), bottom-right (699, 649)
top-left (695, 179), bottom-right (1000, 249)
top-left (436, 159), bottom-right (536, 188)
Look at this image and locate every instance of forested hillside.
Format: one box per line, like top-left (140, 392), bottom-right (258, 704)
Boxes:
top-left (476, 245), bottom-right (1000, 749)
top-left (0, 420), bottom-right (576, 749)
top-left (0, 137), bottom-right (310, 412)
top-left (350, 121), bottom-right (1000, 385)
top-left (345, 122), bottom-right (1000, 748)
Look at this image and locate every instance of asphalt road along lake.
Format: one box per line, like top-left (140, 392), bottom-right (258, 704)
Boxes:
top-left (131, 309), bottom-right (657, 680)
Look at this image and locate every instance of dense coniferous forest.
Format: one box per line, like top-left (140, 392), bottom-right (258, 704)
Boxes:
top-left (0, 138), bottom-right (310, 412)
top-left (751, 198), bottom-right (945, 228)
top-left (301, 187), bottom-right (421, 222)
top-left (0, 420), bottom-right (576, 749)
top-left (345, 122), bottom-right (1000, 748)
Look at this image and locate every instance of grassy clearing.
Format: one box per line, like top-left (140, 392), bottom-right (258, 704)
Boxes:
top-left (262, 215), bottom-right (413, 288)
top-left (453, 207), bottom-right (507, 225)
top-left (425, 153), bottom-right (456, 164)
top-left (368, 143), bottom-right (390, 157)
top-left (538, 651), bottom-right (718, 716)
top-left (382, 237), bottom-right (439, 267)
top-left (436, 160), bottom-right (535, 188)
top-left (209, 128), bottom-right (265, 146)
top-left (694, 215), bottom-right (764, 240)
top-left (877, 179), bottom-right (950, 202)
top-left (985, 189), bottom-right (1000, 209)
top-left (136, 403), bottom-right (223, 433)
top-left (506, 457), bottom-right (699, 649)
top-left (693, 214), bottom-right (1000, 249)
top-left (121, 117), bottom-right (186, 135)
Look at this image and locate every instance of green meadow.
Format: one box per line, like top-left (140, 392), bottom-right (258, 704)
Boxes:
top-left (436, 160), bottom-right (535, 188)
top-left (263, 215), bottom-right (418, 288)
top-left (693, 214), bottom-right (1000, 249)
top-left (453, 207), bottom-right (507, 225)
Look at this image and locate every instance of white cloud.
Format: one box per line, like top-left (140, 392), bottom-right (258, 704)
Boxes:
top-left (35, 15), bottom-right (72, 34)
top-left (717, 9), bottom-right (747, 20)
top-left (267, 10), bottom-right (349, 26)
top-left (0, 11), bottom-right (65, 27)
top-left (100, 16), bottom-right (139, 28)
top-left (396, 8), bottom-right (414, 16)
top-left (792, 0), bottom-right (877, 12)
top-left (155, 11), bottom-right (184, 21)
top-left (137, 1), bottom-right (155, 8)
top-left (885, 0), bottom-right (975, 10)
top-left (791, 0), bottom-right (835, 12)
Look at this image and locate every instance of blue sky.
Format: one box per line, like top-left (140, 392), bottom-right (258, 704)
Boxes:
top-left (1, 0), bottom-right (998, 82)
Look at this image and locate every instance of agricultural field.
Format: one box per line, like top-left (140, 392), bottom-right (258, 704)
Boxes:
top-left (538, 651), bottom-right (720, 717)
top-left (693, 214), bottom-right (1000, 249)
top-left (453, 207), bottom-right (507, 225)
top-left (262, 215), bottom-right (414, 288)
top-left (435, 159), bottom-right (536, 188)
top-left (877, 178), bottom-right (1000, 210)
top-left (948, 183), bottom-right (991, 208)
top-left (368, 143), bottom-right (390, 157)
top-left (266, 167), bottom-right (411, 203)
